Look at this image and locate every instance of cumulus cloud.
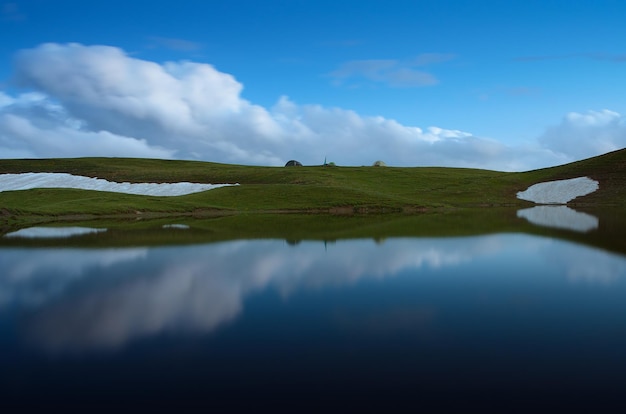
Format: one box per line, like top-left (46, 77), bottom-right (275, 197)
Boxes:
top-left (0, 91), bottom-right (15, 107)
top-left (0, 43), bottom-right (620, 170)
top-left (539, 109), bottom-right (626, 159)
top-left (5, 43), bottom-right (284, 163)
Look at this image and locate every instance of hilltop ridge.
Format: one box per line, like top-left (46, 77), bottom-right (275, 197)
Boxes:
top-left (0, 149), bottom-right (624, 224)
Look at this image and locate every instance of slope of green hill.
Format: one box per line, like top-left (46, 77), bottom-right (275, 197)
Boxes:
top-left (0, 149), bottom-right (624, 224)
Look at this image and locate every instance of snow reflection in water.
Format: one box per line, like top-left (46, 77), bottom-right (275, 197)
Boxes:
top-left (4, 226), bottom-right (107, 238)
top-left (517, 206), bottom-right (599, 232)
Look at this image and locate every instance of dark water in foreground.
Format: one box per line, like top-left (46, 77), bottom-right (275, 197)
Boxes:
top-left (1, 210), bottom-right (626, 411)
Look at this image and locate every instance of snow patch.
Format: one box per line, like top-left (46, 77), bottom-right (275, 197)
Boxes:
top-left (0, 173), bottom-right (238, 196)
top-left (516, 177), bottom-right (599, 204)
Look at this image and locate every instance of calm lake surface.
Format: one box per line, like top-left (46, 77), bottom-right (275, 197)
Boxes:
top-left (1, 209), bottom-right (626, 411)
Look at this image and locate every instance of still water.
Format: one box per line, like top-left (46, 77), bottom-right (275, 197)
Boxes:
top-left (1, 210), bottom-right (626, 411)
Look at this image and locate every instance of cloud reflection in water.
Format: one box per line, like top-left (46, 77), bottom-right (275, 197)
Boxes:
top-left (0, 248), bottom-right (147, 307)
top-left (0, 235), bottom-right (623, 353)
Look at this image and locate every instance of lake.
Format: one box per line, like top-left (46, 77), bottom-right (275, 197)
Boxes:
top-left (1, 208), bottom-right (626, 411)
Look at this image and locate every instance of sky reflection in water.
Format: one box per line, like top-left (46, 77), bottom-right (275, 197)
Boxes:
top-left (1, 234), bottom-right (625, 353)
top-left (3, 231), bottom-right (626, 410)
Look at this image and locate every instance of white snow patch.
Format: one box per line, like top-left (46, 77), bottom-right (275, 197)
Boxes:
top-left (0, 173), bottom-right (238, 196)
top-left (516, 177), bottom-right (599, 204)
top-left (4, 226), bottom-right (107, 239)
top-left (517, 206), bottom-right (599, 233)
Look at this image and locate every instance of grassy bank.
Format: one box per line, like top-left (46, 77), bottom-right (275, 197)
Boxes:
top-left (0, 148), bottom-right (624, 224)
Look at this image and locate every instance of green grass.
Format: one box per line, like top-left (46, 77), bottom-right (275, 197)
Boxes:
top-left (0, 148), bottom-right (624, 225)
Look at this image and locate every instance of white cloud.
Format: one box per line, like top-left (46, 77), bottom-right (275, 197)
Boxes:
top-left (0, 91), bottom-right (15, 107)
top-left (0, 112), bottom-right (174, 159)
top-left (539, 109), bottom-right (626, 159)
top-left (0, 43), bottom-right (621, 170)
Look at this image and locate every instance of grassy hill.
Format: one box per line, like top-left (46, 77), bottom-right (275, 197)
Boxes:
top-left (0, 148), bottom-right (624, 224)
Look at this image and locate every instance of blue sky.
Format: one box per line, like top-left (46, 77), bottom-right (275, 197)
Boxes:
top-left (1, 0), bottom-right (625, 170)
